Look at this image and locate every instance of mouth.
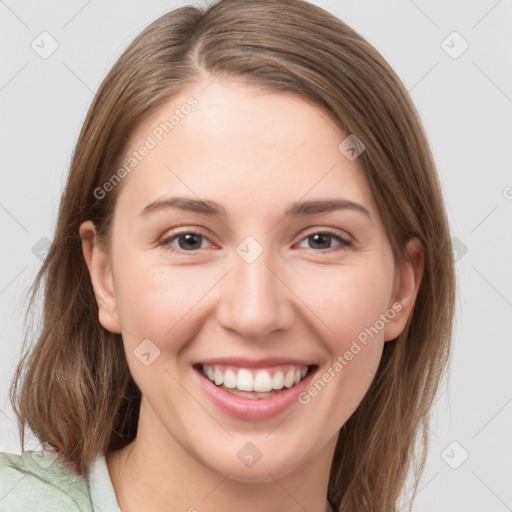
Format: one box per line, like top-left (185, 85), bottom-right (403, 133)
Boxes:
top-left (193, 363), bottom-right (315, 398)
top-left (192, 361), bottom-right (318, 421)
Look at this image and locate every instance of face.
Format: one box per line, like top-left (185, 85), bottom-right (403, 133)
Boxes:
top-left (81, 78), bottom-right (420, 482)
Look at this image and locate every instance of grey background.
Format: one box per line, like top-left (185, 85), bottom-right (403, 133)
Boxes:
top-left (1, 0), bottom-right (511, 510)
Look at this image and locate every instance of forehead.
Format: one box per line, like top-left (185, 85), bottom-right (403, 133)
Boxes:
top-left (113, 78), bottom-right (377, 220)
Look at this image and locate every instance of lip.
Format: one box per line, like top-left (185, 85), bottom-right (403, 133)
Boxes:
top-left (195, 357), bottom-right (315, 368)
top-left (193, 363), bottom-right (318, 422)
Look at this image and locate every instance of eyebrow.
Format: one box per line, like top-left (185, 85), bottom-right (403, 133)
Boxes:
top-left (140, 196), bottom-right (372, 221)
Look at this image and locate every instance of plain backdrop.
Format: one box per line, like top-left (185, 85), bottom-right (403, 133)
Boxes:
top-left (1, 1), bottom-right (511, 510)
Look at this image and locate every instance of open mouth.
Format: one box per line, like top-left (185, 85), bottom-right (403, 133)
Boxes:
top-left (193, 363), bottom-right (317, 400)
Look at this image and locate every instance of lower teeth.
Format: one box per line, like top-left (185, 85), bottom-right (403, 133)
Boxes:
top-left (219, 384), bottom-right (284, 399)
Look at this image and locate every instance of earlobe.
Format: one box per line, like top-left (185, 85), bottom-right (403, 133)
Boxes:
top-left (79, 221), bottom-right (122, 334)
top-left (383, 238), bottom-right (424, 342)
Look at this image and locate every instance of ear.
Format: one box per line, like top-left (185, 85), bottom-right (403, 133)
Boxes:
top-left (383, 238), bottom-right (424, 342)
top-left (79, 220), bottom-right (122, 334)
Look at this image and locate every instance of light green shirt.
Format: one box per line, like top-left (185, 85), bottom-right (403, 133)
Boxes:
top-left (0, 450), bottom-right (121, 511)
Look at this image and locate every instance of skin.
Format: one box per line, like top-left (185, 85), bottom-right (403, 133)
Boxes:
top-left (80, 78), bottom-right (423, 512)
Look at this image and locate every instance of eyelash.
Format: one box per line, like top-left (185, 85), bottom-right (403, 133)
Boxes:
top-left (159, 228), bottom-right (353, 255)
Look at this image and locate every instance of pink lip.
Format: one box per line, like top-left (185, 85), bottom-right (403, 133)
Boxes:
top-left (193, 364), bottom-right (318, 422)
top-left (195, 357), bottom-right (315, 368)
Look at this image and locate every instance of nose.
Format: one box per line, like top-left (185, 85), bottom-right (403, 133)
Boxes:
top-left (216, 247), bottom-right (295, 340)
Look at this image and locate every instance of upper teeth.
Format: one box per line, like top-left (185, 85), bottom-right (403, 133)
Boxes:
top-left (202, 364), bottom-right (309, 392)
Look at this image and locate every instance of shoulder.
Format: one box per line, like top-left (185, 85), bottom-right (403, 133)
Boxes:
top-left (0, 451), bottom-right (93, 512)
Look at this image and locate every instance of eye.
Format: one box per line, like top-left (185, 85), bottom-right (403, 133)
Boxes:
top-left (160, 231), bottom-right (213, 252)
top-left (297, 229), bottom-right (352, 252)
top-left (159, 228), bottom-right (352, 254)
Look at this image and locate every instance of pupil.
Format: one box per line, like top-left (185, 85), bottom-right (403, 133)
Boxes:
top-left (310, 233), bottom-right (330, 249)
top-left (179, 234), bottom-right (201, 250)
top-left (176, 234), bottom-right (332, 251)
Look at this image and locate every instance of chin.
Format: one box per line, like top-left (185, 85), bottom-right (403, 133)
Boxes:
top-left (199, 439), bottom-right (307, 483)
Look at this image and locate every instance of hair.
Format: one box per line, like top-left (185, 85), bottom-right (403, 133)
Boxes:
top-left (10, 0), bottom-right (455, 510)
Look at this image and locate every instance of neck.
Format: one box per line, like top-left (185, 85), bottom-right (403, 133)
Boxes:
top-left (106, 401), bottom-right (336, 512)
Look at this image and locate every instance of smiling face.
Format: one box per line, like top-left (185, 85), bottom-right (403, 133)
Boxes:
top-left (80, 78), bottom-right (421, 484)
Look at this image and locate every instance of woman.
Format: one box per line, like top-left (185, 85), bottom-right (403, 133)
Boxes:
top-left (0, 0), bottom-right (455, 510)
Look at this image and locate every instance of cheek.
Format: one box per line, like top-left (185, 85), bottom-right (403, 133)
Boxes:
top-left (293, 262), bottom-right (394, 428)
top-left (111, 262), bottom-right (214, 396)
top-left (112, 257), bottom-right (215, 347)
top-left (294, 261), bottom-right (395, 351)
top-left (294, 268), bottom-right (392, 431)
top-left (114, 251), bottom-right (394, 350)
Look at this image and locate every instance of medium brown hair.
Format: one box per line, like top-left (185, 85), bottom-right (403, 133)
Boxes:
top-left (11, 1), bottom-right (455, 510)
